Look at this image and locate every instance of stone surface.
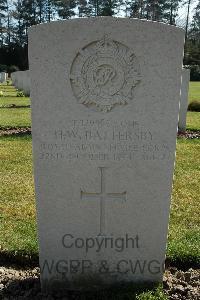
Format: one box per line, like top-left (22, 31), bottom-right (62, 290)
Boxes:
top-left (28, 17), bottom-right (185, 291)
top-left (0, 72), bottom-right (7, 83)
top-left (11, 70), bottom-right (30, 95)
top-left (12, 71), bottom-right (24, 90)
top-left (11, 72), bottom-right (16, 84)
top-left (22, 70), bottom-right (30, 96)
top-left (178, 69), bottom-right (190, 132)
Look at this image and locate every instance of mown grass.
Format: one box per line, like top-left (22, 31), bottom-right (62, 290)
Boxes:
top-left (0, 135), bottom-right (37, 255)
top-left (186, 111), bottom-right (200, 131)
top-left (0, 97), bottom-right (30, 107)
top-left (0, 90), bottom-right (17, 97)
top-left (168, 139), bottom-right (200, 265)
top-left (0, 84), bottom-right (18, 97)
top-left (189, 81), bottom-right (200, 103)
top-left (0, 107), bottom-right (31, 128)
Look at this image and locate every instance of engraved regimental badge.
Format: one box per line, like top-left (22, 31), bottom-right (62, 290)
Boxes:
top-left (70, 36), bottom-right (141, 112)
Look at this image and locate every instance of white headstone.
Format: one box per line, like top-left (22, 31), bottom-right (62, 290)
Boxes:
top-left (22, 70), bottom-right (30, 96)
top-left (0, 72), bottom-right (7, 83)
top-left (12, 71), bottom-right (23, 90)
top-left (11, 72), bottom-right (17, 85)
top-left (11, 71), bottom-right (20, 86)
top-left (29, 18), bottom-right (184, 292)
top-left (178, 69), bottom-right (190, 132)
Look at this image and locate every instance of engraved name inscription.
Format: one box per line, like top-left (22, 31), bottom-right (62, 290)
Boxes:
top-left (38, 119), bottom-right (171, 162)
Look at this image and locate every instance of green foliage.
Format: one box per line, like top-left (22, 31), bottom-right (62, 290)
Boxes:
top-left (53, 0), bottom-right (76, 19)
top-left (188, 101), bottom-right (200, 112)
top-left (0, 64), bottom-right (7, 72)
top-left (78, 0), bottom-right (90, 17)
top-left (0, 0), bottom-right (198, 70)
top-left (99, 0), bottom-right (122, 16)
top-left (7, 65), bottom-right (19, 73)
top-left (136, 285), bottom-right (167, 300)
top-left (185, 1), bottom-right (200, 67)
top-left (190, 65), bottom-right (200, 81)
top-left (189, 81), bottom-right (200, 103)
top-left (191, 1), bottom-right (200, 33)
top-left (186, 111), bottom-right (200, 131)
top-left (126, 0), bottom-right (180, 23)
top-left (16, 90), bottom-right (25, 97)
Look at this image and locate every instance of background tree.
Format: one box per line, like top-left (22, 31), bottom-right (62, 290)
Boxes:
top-left (54, 0), bottom-right (77, 19)
top-left (127, 0), bottom-right (181, 23)
top-left (0, 0), bottom-right (199, 74)
top-left (100, 0), bottom-right (123, 16)
top-left (78, 0), bottom-right (90, 17)
top-left (0, 0), bottom-right (6, 53)
top-left (184, 0), bottom-right (200, 73)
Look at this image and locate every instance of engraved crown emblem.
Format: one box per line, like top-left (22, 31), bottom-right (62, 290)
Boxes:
top-left (70, 36), bottom-right (141, 112)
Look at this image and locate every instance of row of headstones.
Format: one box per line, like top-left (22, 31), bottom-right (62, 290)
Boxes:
top-left (8, 68), bottom-right (190, 132)
top-left (11, 70), bottom-right (30, 96)
top-left (0, 72), bottom-right (8, 83)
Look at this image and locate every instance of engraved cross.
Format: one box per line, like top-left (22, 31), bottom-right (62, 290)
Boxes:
top-left (81, 167), bottom-right (127, 236)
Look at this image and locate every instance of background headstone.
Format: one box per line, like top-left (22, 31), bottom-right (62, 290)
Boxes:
top-left (0, 72), bottom-right (7, 83)
top-left (22, 70), bottom-right (30, 96)
top-left (29, 18), bottom-right (185, 292)
top-left (11, 72), bottom-right (16, 85)
top-left (11, 70), bottom-right (30, 95)
top-left (178, 68), bottom-right (190, 132)
top-left (12, 71), bottom-right (23, 90)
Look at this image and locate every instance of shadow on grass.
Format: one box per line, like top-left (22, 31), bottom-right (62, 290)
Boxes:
top-left (0, 250), bottom-right (39, 268)
top-left (0, 276), bottom-right (163, 300)
top-left (0, 105), bottom-right (30, 108)
top-left (0, 249), bottom-right (199, 272)
top-left (165, 257), bottom-right (200, 271)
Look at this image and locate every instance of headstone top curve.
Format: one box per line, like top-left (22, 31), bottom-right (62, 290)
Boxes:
top-left (28, 17), bottom-right (185, 35)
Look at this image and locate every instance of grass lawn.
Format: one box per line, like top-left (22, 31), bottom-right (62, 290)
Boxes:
top-left (0, 108), bottom-right (31, 128)
top-left (169, 139), bottom-right (200, 265)
top-left (0, 91), bottom-right (18, 97)
top-left (189, 81), bottom-right (200, 103)
top-left (0, 83), bottom-right (27, 97)
top-left (186, 111), bottom-right (200, 131)
top-left (0, 85), bottom-right (18, 97)
top-left (0, 136), bottom-right (37, 255)
top-left (0, 97), bottom-right (30, 107)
